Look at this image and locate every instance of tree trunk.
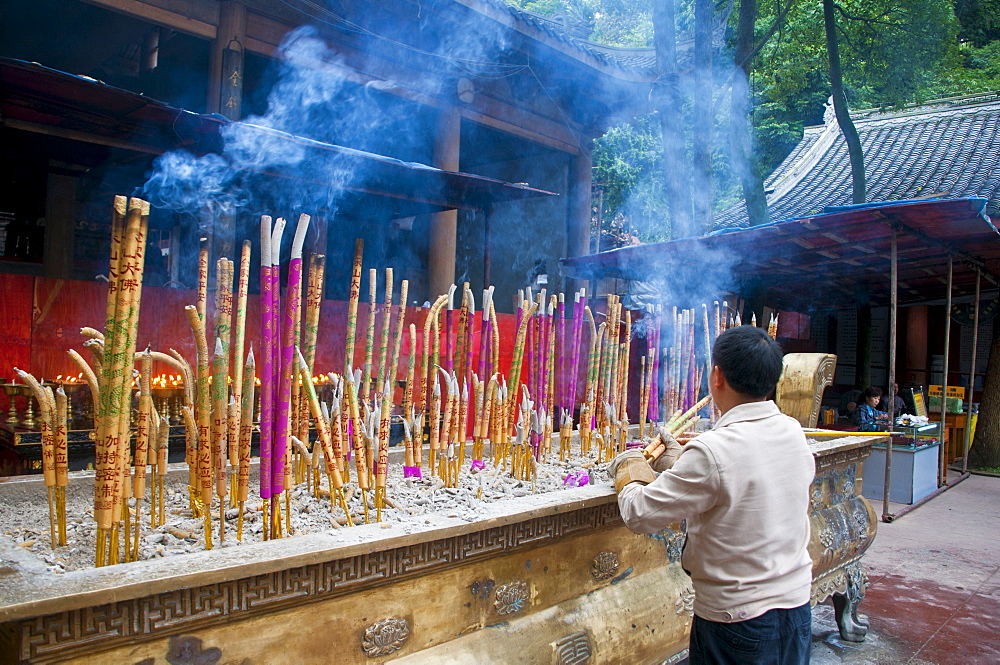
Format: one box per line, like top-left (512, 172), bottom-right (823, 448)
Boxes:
top-left (692, 0), bottom-right (714, 233)
top-left (730, 0), bottom-right (769, 226)
top-left (653, 0), bottom-right (695, 239)
top-left (969, 322), bottom-right (1000, 468)
top-left (823, 0), bottom-right (866, 204)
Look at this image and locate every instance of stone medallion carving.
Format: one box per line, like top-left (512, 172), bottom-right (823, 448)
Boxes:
top-left (494, 580), bottom-right (529, 615)
top-left (591, 551), bottom-right (620, 581)
top-left (819, 523), bottom-right (837, 551)
top-left (675, 586), bottom-right (695, 616)
top-left (853, 506), bottom-right (870, 542)
top-left (810, 481), bottom-right (825, 512)
top-left (555, 630), bottom-right (592, 664)
top-left (361, 617), bottom-right (410, 657)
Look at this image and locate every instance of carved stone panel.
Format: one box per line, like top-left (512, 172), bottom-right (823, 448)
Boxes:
top-left (361, 617), bottom-right (410, 658)
top-left (554, 630), bottom-right (592, 665)
top-left (591, 552), bottom-right (619, 581)
top-left (494, 580), bottom-right (529, 615)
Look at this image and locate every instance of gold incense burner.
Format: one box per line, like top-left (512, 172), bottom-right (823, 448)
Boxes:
top-left (0, 436), bottom-right (879, 664)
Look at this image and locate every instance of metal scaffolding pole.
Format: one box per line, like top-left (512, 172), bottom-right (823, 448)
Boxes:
top-left (882, 229), bottom-right (897, 522)
top-left (961, 269), bottom-right (982, 474)
top-left (939, 256), bottom-right (952, 486)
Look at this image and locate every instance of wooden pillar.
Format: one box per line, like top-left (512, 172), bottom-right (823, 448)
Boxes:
top-left (904, 305), bottom-right (929, 385)
top-left (207, 1), bottom-right (246, 118)
top-left (428, 107), bottom-right (460, 300)
top-left (855, 282), bottom-right (872, 390)
top-left (567, 146), bottom-right (593, 294)
top-left (43, 173), bottom-right (76, 279)
top-left (206, 1), bottom-right (246, 261)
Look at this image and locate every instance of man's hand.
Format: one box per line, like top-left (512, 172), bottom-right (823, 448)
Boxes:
top-left (650, 426), bottom-right (683, 472)
top-left (609, 449), bottom-right (655, 494)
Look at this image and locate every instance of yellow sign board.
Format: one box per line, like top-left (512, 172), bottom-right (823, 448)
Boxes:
top-left (928, 385), bottom-right (965, 399)
top-left (912, 391), bottom-right (927, 418)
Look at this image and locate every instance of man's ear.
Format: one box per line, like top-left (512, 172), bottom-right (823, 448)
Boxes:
top-left (710, 365), bottom-right (725, 391)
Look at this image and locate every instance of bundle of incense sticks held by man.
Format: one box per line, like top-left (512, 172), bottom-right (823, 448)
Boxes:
top-left (27, 196), bottom-right (753, 565)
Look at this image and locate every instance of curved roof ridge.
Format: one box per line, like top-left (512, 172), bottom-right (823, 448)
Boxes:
top-left (713, 93), bottom-right (1000, 230)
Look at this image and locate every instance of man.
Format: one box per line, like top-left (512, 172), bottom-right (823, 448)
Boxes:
top-left (611, 326), bottom-right (815, 665)
top-left (877, 382), bottom-right (907, 416)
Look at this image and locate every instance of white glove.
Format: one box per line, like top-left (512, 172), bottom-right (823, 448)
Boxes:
top-left (650, 426), bottom-right (683, 472)
top-left (609, 449), bottom-right (655, 493)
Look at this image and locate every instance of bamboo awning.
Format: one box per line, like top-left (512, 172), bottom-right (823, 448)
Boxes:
top-left (561, 198), bottom-right (1000, 310)
top-left (0, 57), bottom-right (556, 216)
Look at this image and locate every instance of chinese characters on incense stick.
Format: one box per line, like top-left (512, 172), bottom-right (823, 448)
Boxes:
top-left (16, 197), bottom-right (763, 566)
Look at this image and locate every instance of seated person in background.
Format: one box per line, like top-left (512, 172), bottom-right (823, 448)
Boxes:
top-left (838, 389), bottom-right (862, 420)
top-left (878, 382), bottom-right (908, 415)
top-left (853, 387), bottom-right (891, 431)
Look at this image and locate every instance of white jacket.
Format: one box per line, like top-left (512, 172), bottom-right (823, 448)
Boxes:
top-left (618, 400), bottom-right (814, 623)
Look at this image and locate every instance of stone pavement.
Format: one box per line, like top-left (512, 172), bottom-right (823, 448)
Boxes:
top-left (810, 473), bottom-right (1000, 665)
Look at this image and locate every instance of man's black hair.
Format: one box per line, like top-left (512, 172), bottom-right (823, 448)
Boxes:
top-left (711, 325), bottom-right (784, 398)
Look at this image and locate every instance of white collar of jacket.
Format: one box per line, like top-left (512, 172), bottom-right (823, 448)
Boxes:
top-left (711, 400), bottom-right (781, 430)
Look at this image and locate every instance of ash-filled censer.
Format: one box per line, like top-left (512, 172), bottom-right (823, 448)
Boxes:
top-left (0, 197), bottom-right (880, 664)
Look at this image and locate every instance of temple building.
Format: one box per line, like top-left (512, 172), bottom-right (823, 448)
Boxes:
top-left (0, 0), bottom-right (656, 307)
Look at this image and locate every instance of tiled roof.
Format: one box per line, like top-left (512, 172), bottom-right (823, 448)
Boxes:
top-left (714, 93), bottom-right (1000, 229)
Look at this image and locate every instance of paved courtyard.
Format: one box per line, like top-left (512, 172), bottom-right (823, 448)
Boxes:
top-left (810, 473), bottom-right (1000, 664)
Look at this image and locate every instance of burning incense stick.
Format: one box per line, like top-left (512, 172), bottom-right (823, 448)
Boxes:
top-left (237, 349), bottom-right (255, 540)
top-left (94, 197), bottom-right (149, 566)
top-left (211, 338), bottom-right (228, 542)
top-left (345, 372), bottom-right (370, 523)
top-left (297, 350), bottom-right (351, 522)
top-left (53, 386), bottom-right (68, 545)
top-left (375, 376), bottom-right (392, 519)
top-left (375, 268), bottom-right (393, 405)
top-left (185, 305), bottom-right (213, 549)
top-left (506, 300), bottom-right (538, 436)
top-left (229, 240), bottom-right (251, 497)
top-left (132, 350), bottom-right (153, 559)
top-left (197, 238), bottom-right (209, 323)
top-left (345, 239), bottom-right (364, 374)
top-left (15, 370), bottom-right (56, 546)
top-left (259, 216), bottom-right (276, 505)
top-left (362, 268), bottom-right (378, 400)
top-left (274, 214), bottom-right (310, 505)
top-left (403, 324), bottom-right (419, 477)
top-left (388, 279), bottom-right (409, 401)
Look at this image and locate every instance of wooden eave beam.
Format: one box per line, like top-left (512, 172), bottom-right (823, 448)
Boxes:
top-left (242, 10), bottom-right (585, 153)
top-left (81, 0), bottom-right (218, 39)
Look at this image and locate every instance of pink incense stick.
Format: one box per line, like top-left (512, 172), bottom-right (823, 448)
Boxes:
top-left (258, 216), bottom-right (275, 499)
top-left (272, 214), bottom-right (308, 495)
top-left (568, 288), bottom-right (585, 415)
top-left (557, 292), bottom-right (566, 414)
top-left (649, 309), bottom-right (661, 422)
top-left (464, 286), bottom-right (475, 392)
top-left (477, 287), bottom-right (493, 380)
top-left (540, 296), bottom-right (551, 418)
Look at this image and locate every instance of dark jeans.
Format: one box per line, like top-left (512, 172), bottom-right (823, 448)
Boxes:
top-left (689, 603), bottom-right (811, 665)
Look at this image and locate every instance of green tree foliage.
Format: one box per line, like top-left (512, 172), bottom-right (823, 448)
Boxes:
top-left (953, 0), bottom-right (1000, 46)
top-left (507, 0), bottom-right (1000, 239)
top-left (507, 0), bottom-right (654, 46)
top-left (592, 116), bottom-right (671, 241)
